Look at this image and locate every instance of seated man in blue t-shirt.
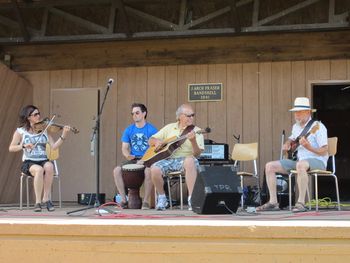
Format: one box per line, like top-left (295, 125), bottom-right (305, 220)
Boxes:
top-left (113, 103), bottom-right (158, 209)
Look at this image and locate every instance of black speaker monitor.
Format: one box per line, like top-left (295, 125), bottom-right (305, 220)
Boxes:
top-left (192, 166), bottom-right (241, 214)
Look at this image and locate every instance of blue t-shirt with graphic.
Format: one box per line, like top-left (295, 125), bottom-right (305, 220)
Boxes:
top-left (121, 123), bottom-right (158, 158)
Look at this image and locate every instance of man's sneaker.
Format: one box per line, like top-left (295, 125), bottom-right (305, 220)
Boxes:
top-left (141, 202), bottom-right (150, 210)
top-left (45, 201), bottom-right (55, 212)
top-left (34, 203), bottom-right (41, 212)
top-left (156, 195), bottom-right (168, 211)
top-left (188, 197), bottom-right (192, 211)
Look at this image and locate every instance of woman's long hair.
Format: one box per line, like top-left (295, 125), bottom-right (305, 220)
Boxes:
top-left (19, 105), bottom-right (38, 131)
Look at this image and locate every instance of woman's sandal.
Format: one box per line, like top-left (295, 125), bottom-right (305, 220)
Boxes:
top-left (256, 202), bottom-right (280, 212)
top-left (292, 202), bottom-right (308, 213)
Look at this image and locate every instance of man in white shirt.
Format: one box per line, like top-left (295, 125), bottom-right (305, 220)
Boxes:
top-left (257, 97), bottom-right (328, 212)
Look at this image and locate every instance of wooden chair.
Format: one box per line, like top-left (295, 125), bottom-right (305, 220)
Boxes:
top-left (309, 137), bottom-right (340, 211)
top-left (231, 143), bottom-right (258, 208)
top-left (288, 137), bottom-right (340, 211)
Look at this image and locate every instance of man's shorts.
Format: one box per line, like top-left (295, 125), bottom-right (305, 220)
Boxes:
top-left (152, 157), bottom-right (200, 175)
top-left (280, 158), bottom-right (326, 173)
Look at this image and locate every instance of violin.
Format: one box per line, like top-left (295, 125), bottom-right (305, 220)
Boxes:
top-left (34, 118), bottom-right (79, 134)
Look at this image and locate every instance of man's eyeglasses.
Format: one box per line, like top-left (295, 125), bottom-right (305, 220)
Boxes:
top-left (30, 112), bottom-right (40, 117)
top-left (131, 111), bottom-right (141, 116)
top-left (184, 113), bottom-right (195, 118)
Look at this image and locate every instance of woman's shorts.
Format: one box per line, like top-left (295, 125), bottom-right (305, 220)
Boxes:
top-left (21, 159), bottom-right (49, 176)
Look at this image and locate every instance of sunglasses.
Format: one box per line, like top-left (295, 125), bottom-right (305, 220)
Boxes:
top-left (131, 111), bottom-right (141, 116)
top-left (30, 112), bottom-right (40, 117)
top-left (184, 113), bottom-right (195, 118)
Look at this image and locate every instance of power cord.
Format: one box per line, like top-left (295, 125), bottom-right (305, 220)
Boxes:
top-left (217, 201), bottom-right (258, 216)
top-left (96, 201), bottom-right (122, 216)
top-left (305, 197), bottom-right (350, 209)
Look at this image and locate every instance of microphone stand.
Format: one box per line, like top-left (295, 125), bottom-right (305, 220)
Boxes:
top-left (67, 79), bottom-right (113, 215)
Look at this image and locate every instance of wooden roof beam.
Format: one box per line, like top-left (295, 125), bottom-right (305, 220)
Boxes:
top-left (244, 22), bottom-right (349, 32)
top-left (0, 14), bottom-right (39, 35)
top-left (40, 7), bottom-right (48, 36)
top-left (255, 0), bottom-right (320, 27)
top-left (329, 0), bottom-right (335, 23)
top-left (0, 0), bottom-right (111, 9)
top-left (48, 7), bottom-right (109, 34)
top-left (183, 6), bottom-right (231, 30)
top-left (108, 0), bottom-right (117, 34)
top-left (178, 0), bottom-right (187, 29)
top-left (11, 0), bottom-right (30, 42)
top-left (236, 0), bottom-right (253, 7)
top-left (116, 0), bottom-right (132, 37)
top-left (227, 0), bottom-right (241, 33)
top-left (125, 6), bottom-right (178, 30)
top-left (252, 0), bottom-right (259, 26)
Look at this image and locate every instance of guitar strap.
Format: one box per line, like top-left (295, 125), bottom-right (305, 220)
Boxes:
top-left (296, 119), bottom-right (315, 142)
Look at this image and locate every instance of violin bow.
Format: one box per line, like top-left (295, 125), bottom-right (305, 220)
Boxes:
top-left (28, 115), bottom-right (56, 153)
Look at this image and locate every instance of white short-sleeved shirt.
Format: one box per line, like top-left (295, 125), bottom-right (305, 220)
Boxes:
top-left (288, 119), bottom-right (328, 167)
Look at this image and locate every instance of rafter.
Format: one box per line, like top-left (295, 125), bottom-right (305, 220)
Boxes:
top-left (227, 0), bottom-right (241, 33)
top-left (0, 14), bottom-right (40, 35)
top-left (252, 0), bottom-right (259, 26)
top-left (48, 7), bottom-right (109, 34)
top-left (256, 0), bottom-right (320, 27)
top-left (125, 6), bottom-right (178, 30)
top-left (40, 7), bottom-right (49, 36)
top-left (11, 0), bottom-right (30, 42)
top-left (0, 0), bottom-right (348, 45)
top-left (178, 0), bottom-right (187, 29)
top-left (183, 6), bottom-right (231, 30)
top-left (117, 0), bottom-right (131, 36)
top-left (108, 0), bottom-right (117, 34)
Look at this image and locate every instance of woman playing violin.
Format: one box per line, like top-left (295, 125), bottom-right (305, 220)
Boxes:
top-left (9, 105), bottom-right (71, 212)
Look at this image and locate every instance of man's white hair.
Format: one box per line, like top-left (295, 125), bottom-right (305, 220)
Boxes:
top-left (175, 104), bottom-right (192, 120)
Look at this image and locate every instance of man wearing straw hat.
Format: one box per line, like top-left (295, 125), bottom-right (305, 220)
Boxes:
top-left (257, 97), bottom-right (329, 212)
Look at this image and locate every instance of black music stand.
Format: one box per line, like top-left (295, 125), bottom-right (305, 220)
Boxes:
top-left (67, 79), bottom-right (113, 215)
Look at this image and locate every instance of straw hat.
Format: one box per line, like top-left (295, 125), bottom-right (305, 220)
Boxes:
top-left (289, 97), bottom-right (316, 112)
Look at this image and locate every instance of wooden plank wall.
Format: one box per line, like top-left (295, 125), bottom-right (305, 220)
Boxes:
top-left (14, 59), bottom-right (349, 201)
top-left (0, 64), bottom-right (33, 203)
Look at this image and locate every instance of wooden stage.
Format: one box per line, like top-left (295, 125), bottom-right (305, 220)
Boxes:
top-left (1, 203), bottom-right (350, 262)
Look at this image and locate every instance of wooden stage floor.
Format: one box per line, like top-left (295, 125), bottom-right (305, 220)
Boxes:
top-left (2, 203), bottom-right (350, 262)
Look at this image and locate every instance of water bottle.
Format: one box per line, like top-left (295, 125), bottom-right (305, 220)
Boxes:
top-left (114, 194), bottom-right (122, 204)
top-left (114, 194), bottom-right (128, 204)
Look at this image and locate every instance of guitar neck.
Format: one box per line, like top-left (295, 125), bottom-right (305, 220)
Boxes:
top-left (170, 129), bottom-right (207, 144)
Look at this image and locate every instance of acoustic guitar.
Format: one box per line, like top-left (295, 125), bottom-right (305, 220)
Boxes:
top-left (286, 122), bottom-right (320, 160)
top-left (141, 126), bottom-right (211, 167)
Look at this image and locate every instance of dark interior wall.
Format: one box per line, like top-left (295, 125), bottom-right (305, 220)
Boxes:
top-left (313, 84), bottom-right (350, 200)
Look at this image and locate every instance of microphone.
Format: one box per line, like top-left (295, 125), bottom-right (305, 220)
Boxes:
top-left (108, 78), bottom-right (114, 85)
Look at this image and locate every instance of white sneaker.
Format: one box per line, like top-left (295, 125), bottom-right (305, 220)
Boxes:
top-left (188, 196), bottom-right (192, 211)
top-left (156, 195), bottom-right (168, 211)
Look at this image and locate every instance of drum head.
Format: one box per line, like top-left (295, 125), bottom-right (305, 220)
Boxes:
top-left (122, 163), bottom-right (144, 171)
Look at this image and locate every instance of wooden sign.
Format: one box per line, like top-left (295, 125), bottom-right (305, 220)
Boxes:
top-left (188, 83), bottom-right (223, 102)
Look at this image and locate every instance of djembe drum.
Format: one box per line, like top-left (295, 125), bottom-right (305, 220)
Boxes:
top-left (121, 163), bottom-right (145, 209)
